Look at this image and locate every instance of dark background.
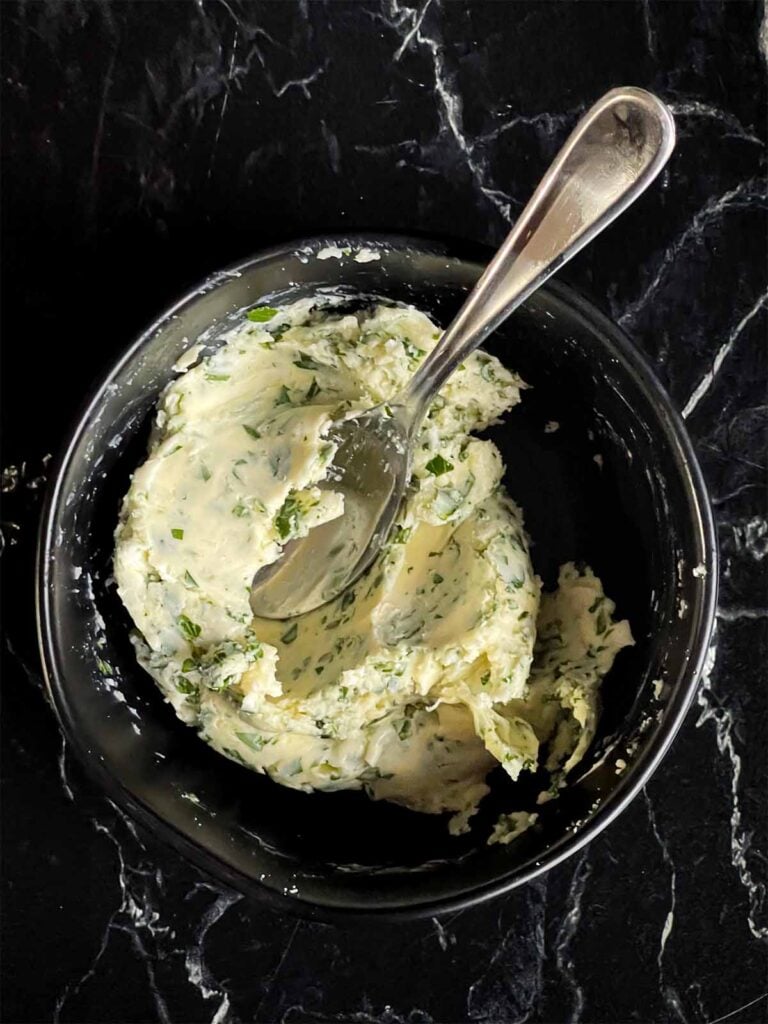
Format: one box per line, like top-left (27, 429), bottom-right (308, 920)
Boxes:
top-left (2, 2), bottom-right (766, 1022)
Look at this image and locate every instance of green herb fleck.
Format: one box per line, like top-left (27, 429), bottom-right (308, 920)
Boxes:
top-left (425, 454), bottom-right (454, 476)
top-left (178, 614), bottom-right (201, 641)
top-left (247, 306), bottom-right (278, 322)
top-left (236, 731), bottom-right (267, 751)
top-left (275, 385), bottom-right (291, 406)
top-left (275, 494), bottom-right (300, 539)
top-left (480, 359), bottom-right (497, 383)
top-left (401, 339), bottom-right (425, 362)
top-left (175, 675), bottom-right (197, 695)
top-left (293, 352), bottom-right (323, 371)
top-left (181, 657), bottom-right (197, 673)
top-left (221, 747), bottom-right (246, 764)
top-left (205, 373), bottom-right (230, 382)
top-left (243, 425), bottom-right (261, 440)
top-left (183, 570), bottom-right (198, 588)
top-left (171, 528), bottom-right (184, 540)
top-left (433, 488), bottom-right (464, 519)
top-left (200, 464), bottom-right (212, 482)
top-left (306, 377), bottom-right (320, 400)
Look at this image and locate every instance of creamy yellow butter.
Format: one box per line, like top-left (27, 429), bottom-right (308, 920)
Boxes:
top-left (115, 300), bottom-right (632, 836)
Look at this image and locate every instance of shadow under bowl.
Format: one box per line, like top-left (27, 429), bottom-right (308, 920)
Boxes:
top-left (37, 234), bottom-right (717, 919)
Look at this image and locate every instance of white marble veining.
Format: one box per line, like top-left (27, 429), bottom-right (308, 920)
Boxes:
top-left (2, 1), bottom-right (765, 1021)
top-left (644, 790), bottom-right (685, 1022)
top-left (696, 640), bottom-right (767, 943)
top-left (618, 178), bottom-right (766, 329)
top-left (682, 291), bottom-right (768, 419)
top-left (552, 850), bottom-right (591, 1024)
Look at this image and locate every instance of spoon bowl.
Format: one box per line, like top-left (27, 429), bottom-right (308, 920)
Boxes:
top-left (250, 406), bottom-right (410, 619)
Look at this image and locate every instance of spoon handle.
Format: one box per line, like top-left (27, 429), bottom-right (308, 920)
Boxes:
top-left (401, 86), bottom-right (675, 421)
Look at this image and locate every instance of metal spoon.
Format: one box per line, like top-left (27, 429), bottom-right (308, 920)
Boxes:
top-left (251, 86), bottom-right (675, 619)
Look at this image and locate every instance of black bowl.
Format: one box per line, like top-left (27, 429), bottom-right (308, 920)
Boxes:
top-left (36, 234), bottom-right (717, 919)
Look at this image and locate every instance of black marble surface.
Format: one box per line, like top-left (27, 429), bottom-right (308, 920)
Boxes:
top-left (2, 2), bottom-right (767, 1022)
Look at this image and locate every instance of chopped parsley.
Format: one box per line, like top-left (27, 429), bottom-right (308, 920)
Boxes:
top-left (175, 675), bottom-right (197, 695)
top-left (275, 494), bottom-right (301, 539)
top-left (293, 351), bottom-right (323, 370)
top-left (401, 339), bottom-right (425, 363)
top-left (425, 454), bottom-right (454, 476)
top-left (178, 614), bottom-right (201, 641)
top-left (236, 731), bottom-right (267, 751)
top-left (171, 527), bottom-right (184, 540)
top-left (247, 306), bottom-right (278, 322)
top-left (433, 488), bottom-right (464, 519)
top-left (479, 358), bottom-right (497, 382)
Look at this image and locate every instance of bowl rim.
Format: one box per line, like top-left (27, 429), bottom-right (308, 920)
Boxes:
top-left (36, 232), bottom-right (719, 919)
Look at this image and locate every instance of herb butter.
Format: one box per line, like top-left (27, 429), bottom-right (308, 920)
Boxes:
top-left (115, 301), bottom-right (632, 836)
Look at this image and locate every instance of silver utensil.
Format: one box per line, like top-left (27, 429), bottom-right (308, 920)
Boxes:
top-left (251, 86), bottom-right (675, 620)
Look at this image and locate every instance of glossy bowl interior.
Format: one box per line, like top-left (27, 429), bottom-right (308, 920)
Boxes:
top-left (37, 234), bottom-right (717, 918)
